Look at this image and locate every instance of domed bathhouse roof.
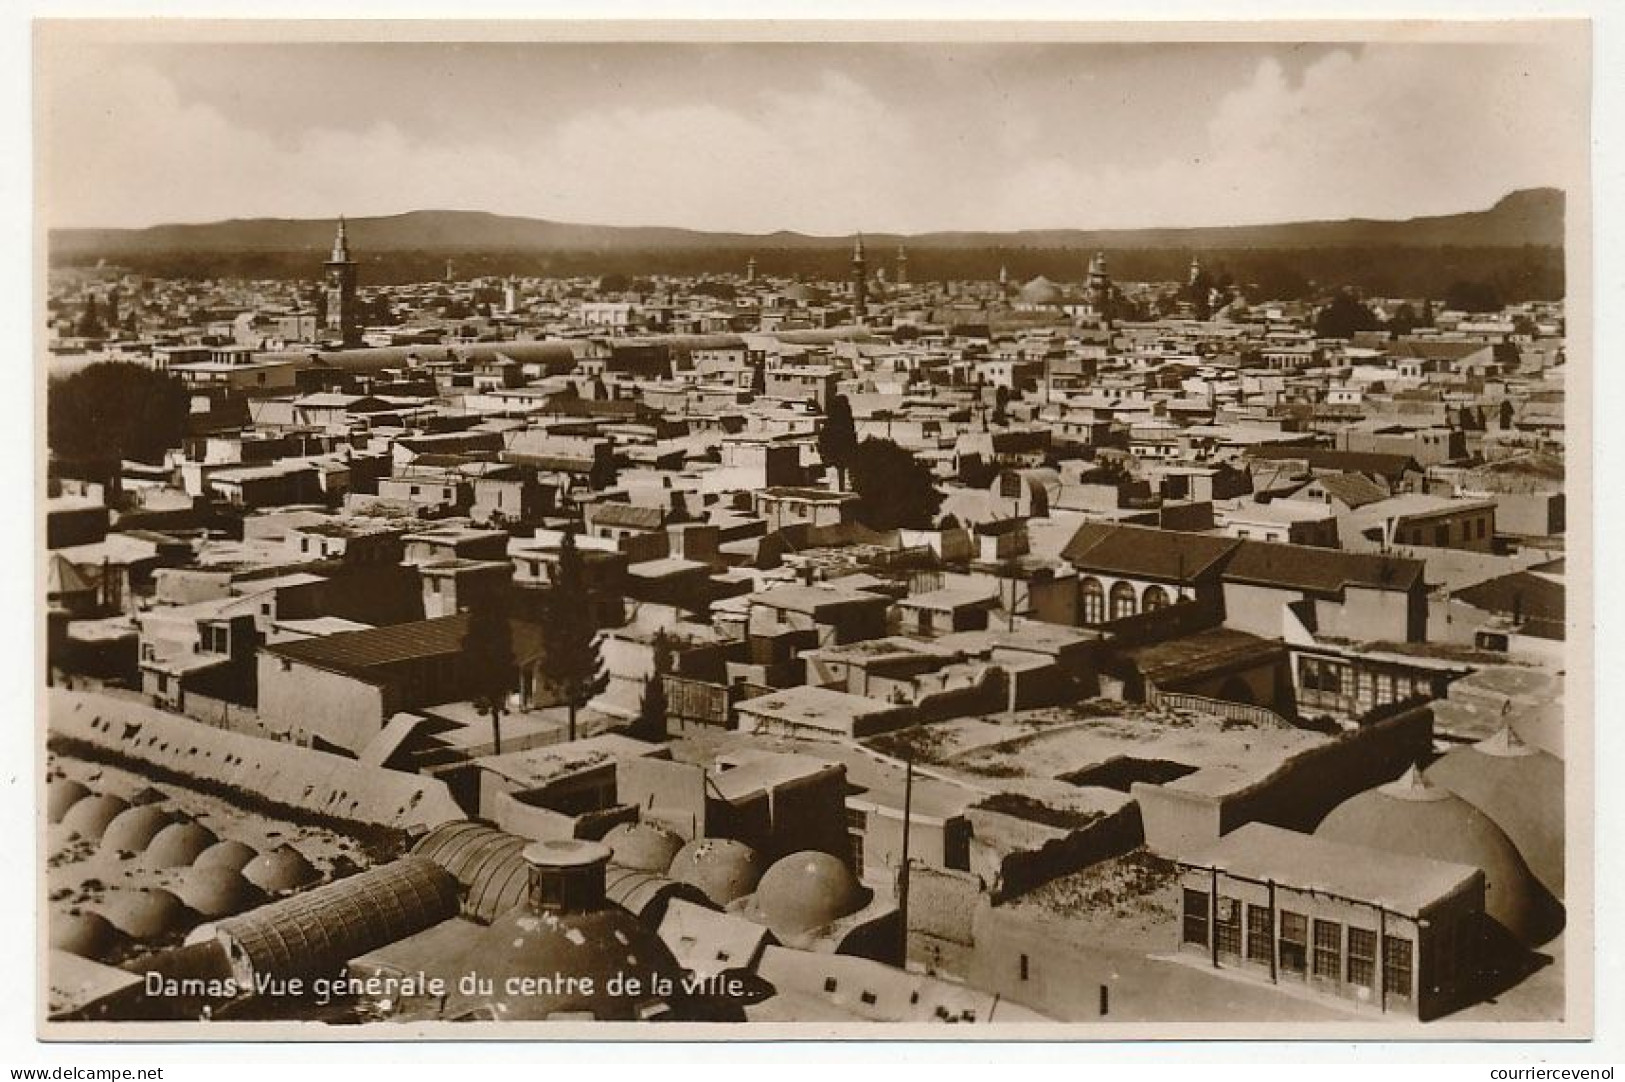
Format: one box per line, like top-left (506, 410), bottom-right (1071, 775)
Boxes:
top-left (243, 844), bottom-right (321, 894)
top-left (50, 910), bottom-right (127, 963)
top-left (668, 838), bottom-right (765, 907)
top-left (47, 778), bottom-right (91, 824)
top-left (99, 804), bottom-right (174, 857)
top-left (178, 866), bottom-right (265, 920)
top-left (98, 887), bottom-right (191, 945)
top-left (193, 839), bottom-right (259, 874)
top-left (60, 794), bottom-right (130, 842)
top-left (1429, 726), bottom-right (1565, 900)
top-left (411, 819), bottom-right (530, 922)
top-left (743, 850), bottom-right (870, 947)
top-left (603, 822), bottom-right (685, 873)
top-left (143, 821), bottom-right (218, 869)
top-left (431, 840), bottom-right (686, 1022)
top-left (1314, 765), bottom-right (1557, 945)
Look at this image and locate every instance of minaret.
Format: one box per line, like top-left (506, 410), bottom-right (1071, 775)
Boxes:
top-left (851, 233), bottom-right (868, 324)
top-left (1087, 250), bottom-right (1113, 325)
top-left (1189, 254), bottom-right (1203, 287)
top-left (322, 216), bottom-right (360, 347)
top-left (896, 245), bottom-right (909, 287)
top-left (746, 255), bottom-right (757, 284)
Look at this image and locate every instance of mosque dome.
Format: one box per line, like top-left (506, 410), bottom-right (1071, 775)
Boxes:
top-left (100, 805), bottom-right (174, 857)
top-left (178, 866), bottom-right (265, 920)
top-left (99, 887), bottom-right (190, 944)
top-left (193, 839), bottom-right (259, 874)
top-left (668, 838), bottom-right (765, 907)
top-left (51, 910), bottom-right (126, 962)
top-left (1315, 765), bottom-right (1550, 944)
top-left (47, 778), bottom-right (91, 824)
top-left (60, 794), bottom-right (130, 842)
top-left (435, 840), bottom-right (685, 1021)
top-left (744, 850), bottom-right (869, 945)
top-left (603, 822), bottom-right (685, 873)
top-left (243, 844), bottom-right (320, 894)
top-left (1429, 726), bottom-right (1565, 899)
top-left (143, 821), bottom-right (219, 869)
top-left (1017, 276), bottom-right (1064, 306)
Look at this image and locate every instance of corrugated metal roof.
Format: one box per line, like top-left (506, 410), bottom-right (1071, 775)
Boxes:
top-left (263, 613), bottom-right (545, 677)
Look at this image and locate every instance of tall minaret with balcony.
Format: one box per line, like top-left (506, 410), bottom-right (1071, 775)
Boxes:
top-left (323, 216), bottom-right (360, 347)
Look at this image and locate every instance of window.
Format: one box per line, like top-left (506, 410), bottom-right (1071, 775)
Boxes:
top-left (823, 977), bottom-right (838, 994)
top-left (859, 991), bottom-right (877, 1006)
top-left (1383, 935), bottom-right (1414, 999)
top-left (1109, 581), bottom-right (1138, 620)
top-left (1434, 524), bottom-right (1449, 546)
top-left (1019, 954), bottom-right (1029, 981)
top-left (1247, 905), bottom-right (1274, 965)
top-left (1142, 585), bottom-right (1170, 613)
top-left (1214, 895), bottom-right (1242, 958)
top-left (1300, 657), bottom-right (1321, 692)
top-left (1081, 578), bottom-right (1106, 624)
top-left (1313, 919), bottom-right (1343, 980)
top-left (1182, 888), bottom-right (1209, 947)
top-left (1347, 927), bottom-right (1377, 989)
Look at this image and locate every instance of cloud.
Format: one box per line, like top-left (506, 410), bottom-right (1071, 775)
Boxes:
top-left (40, 42), bottom-right (1581, 232)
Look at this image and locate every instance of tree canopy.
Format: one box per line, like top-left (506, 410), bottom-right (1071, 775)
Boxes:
top-left (539, 525), bottom-right (608, 741)
top-left (460, 591), bottom-right (518, 755)
top-left (1313, 290), bottom-right (1381, 340)
top-left (48, 362), bottom-right (191, 468)
top-left (848, 438), bottom-right (944, 531)
top-left (817, 394), bottom-right (859, 489)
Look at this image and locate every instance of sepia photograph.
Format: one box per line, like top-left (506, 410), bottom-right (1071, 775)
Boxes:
top-left (30, 18), bottom-right (1593, 1040)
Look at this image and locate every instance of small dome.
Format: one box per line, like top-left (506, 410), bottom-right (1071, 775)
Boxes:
top-left (1430, 727), bottom-right (1565, 899)
top-left (51, 910), bottom-right (125, 961)
top-left (47, 779), bottom-right (91, 824)
top-left (60, 794), bottom-right (131, 842)
top-left (193, 839), bottom-right (259, 873)
top-left (439, 906), bottom-right (684, 1021)
top-left (668, 838), bottom-right (765, 907)
top-left (746, 850), bottom-right (868, 943)
top-left (178, 866), bottom-right (265, 919)
top-left (603, 822), bottom-right (684, 873)
top-left (100, 805), bottom-right (174, 857)
top-left (143, 822), bottom-right (219, 869)
top-left (1017, 276), bottom-right (1063, 306)
top-left (243, 844), bottom-right (320, 894)
top-left (1315, 765), bottom-right (1551, 943)
top-left (99, 888), bottom-right (190, 943)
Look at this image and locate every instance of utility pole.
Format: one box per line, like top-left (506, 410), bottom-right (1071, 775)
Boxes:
top-left (897, 751), bottom-right (914, 969)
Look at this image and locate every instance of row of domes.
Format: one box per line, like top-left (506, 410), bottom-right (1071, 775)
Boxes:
top-left (603, 823), bottom-right (870, 941)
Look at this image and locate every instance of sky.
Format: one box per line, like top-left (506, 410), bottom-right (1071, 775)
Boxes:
top-left (37, 36), bottom-right (1586, 233)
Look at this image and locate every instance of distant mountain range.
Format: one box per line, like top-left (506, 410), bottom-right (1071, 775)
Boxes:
top-left (51, 188), bottom-right (1563, 261)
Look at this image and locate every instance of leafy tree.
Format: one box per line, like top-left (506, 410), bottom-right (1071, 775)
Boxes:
top-left (460, 591), bottom-right (518, 755)
top-left (1388, 302), bottom-right (1420, 337)
top-left (48, 362), bottom-right (191, 468)
top-left (539, 525), bottom-right (607, 742)
top-left (848, 438), bottom-right (943, 530)
top-left (1313, 290), bottom-right (1380, 340)
top-left (992, 385), bottom-right (1011, 427)
top-left (817, 394), bottom-right (859, 490)
top-left (628, 631), bottom-right (674, 742)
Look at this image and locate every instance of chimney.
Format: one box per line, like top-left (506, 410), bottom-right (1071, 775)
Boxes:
top-left (521, 839), bottom-right (611, 915)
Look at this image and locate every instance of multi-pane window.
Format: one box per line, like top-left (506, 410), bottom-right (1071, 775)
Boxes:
top-left (1081, 579), bottom-right (1106, 624)
top-left (1214, 896), bottom-right (1242, 958)
top-left (1279, 911), bottom-right (1308, 975)
top-left (1383, 935), bottom-right (1414, 998)
top-left (1182, 888), bottom-right (1209, 947)
top-left (1347, 927), bottom-right (1377, 989)
top-left (1313, 919), bottom-right (1343, 980)
top-left (1247, 905), bottom-right (1274, 965)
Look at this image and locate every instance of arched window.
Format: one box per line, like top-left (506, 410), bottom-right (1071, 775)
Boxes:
top-left (1109, 581), bottom-right (1138, 620)
top-left (1081, 577), bottom-right (1106, 624)
top-left (1142, 585), bottom-right (1171, 612)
